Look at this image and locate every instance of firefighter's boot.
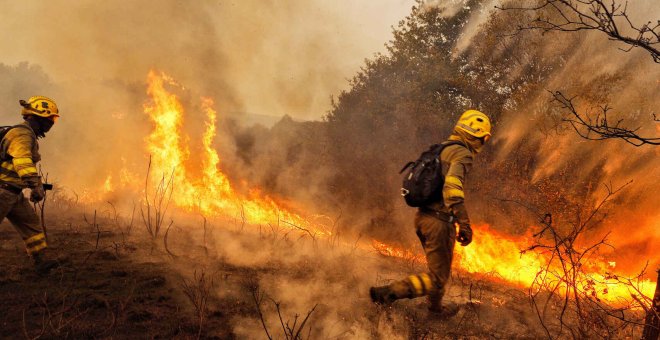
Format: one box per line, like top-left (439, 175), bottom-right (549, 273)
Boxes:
top-left (32, 250), bottom-right (59, 275)
top-left (370, 281), bottom-right (413, 305)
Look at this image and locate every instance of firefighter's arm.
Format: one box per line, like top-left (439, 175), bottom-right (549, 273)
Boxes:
top-left (6, 130), bottom-right (43, 196)
top-left (442, 146), bottom-right (473, 211)
top-left (442, 146), bottom-right (474, 246)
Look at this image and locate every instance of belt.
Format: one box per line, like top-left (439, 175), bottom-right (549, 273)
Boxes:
top-left (419, 207), bottom-right (455, 223)
top-left (0, 182), bottom-right (23, 195)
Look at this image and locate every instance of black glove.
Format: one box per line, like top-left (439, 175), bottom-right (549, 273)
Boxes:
top-left (457, 224), bottom-right (472, 246)
top-left (30, 186), bottom-right (45, 202)
top-left (451, 203), bottom-right (472, 246)
top-left (25, 176), bottom-right (45, 203)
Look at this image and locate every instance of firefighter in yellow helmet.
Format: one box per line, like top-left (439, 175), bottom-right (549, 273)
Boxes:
top-left (370, 109), bottom-right (492, 316)
top-left (0, 96), bottom-right (60, 274)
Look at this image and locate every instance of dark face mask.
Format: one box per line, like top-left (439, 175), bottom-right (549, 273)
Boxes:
top-left (26, 116), bottom-right (54, 138)
top-left (38, 117), bottom-right (54, 134)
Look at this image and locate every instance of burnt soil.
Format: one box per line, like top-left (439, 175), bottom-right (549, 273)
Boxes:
top-left (0, 207), bottom-right (561, 339)
top-left (0, 214), bottom-right (242, 339)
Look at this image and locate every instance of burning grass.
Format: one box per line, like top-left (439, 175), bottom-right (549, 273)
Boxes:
top-left (35, 70), bottom-right (656, 338)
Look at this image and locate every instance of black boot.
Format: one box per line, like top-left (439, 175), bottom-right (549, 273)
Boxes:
top-left (370, 281), bottom-right (413, 305)
top-left (370, 286), bottom-right (397, 304)
top-left (32, 251), bottom-right (59, 275)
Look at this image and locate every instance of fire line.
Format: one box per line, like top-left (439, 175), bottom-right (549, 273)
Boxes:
top-left (143, 70), bottom-right (655, 308)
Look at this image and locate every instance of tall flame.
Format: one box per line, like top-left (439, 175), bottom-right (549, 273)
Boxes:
top-left (144, 71), bottom-right (329, 235)
top-left (143, 70), bottom-right (655, 307)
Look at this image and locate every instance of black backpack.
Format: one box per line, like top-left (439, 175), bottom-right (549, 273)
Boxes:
top-left (0, 126), bottom-right (13, 141)
top-left (399, 141), bottom-right (465, 207)
top-left (0, 125), bottom-right (27, 160)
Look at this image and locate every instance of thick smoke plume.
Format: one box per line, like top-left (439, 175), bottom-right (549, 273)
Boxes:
top-left (0, 0), bottom-right (412, 199)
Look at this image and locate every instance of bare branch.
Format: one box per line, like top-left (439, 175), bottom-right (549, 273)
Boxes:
top-left (501, 181), bottom-right (652, 337)
top-left (498, 0), bottom-right (660, 62)
top-left (552, 91), bottom-right (660, 146)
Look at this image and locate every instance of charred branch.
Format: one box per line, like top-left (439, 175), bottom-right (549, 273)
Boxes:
top-left (180, 270), bottom-right (214, 339)
top-left (500, 181), bottom-right (651, 337)
top-left (140, 156), bottom-right (175, 241)
top-left (497, 0), bottom-right (660, 62)
top-left (163, 220), bottom-right (177, 258)
top-left (552, 91), bottom-right (660, 146)
top-left (249, 281), bottom-right (318, 340)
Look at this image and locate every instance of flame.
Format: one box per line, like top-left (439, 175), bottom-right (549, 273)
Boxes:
top-left (103, 175), bottom-right (114, 193)
top-left (144, 71), bottom-right (330, 236)
top-left (142, 70), bottom-right (654, 307)
top-left (371, 240), bottom-right (426, 263)
top-left (373, 224), bottom-right (656, 306)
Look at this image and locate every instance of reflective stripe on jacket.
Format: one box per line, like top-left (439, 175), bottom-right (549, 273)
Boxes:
top-left (0, 122), bottom-right (40, 188)
top-left (440, 143), bottom-right (473, 208)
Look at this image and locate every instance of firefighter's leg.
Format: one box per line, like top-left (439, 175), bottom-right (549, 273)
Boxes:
top-left (0, 188), bottom-right (20, 222)
top-left (414, 211), bottom-right (456, 311)
top-left (370, 280), bottom-right (415, 304)
top-left (6, 194), bottom-right (57, 274)
top-left (370, 214), bottom-right (445, 304)
top-left (6, 194), bottom-right (46, 254)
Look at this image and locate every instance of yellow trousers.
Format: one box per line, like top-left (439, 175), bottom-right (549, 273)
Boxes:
top-left (0, 187), bottom-right (47, 255)
top-left (389, 210), bottom-right (456, 308)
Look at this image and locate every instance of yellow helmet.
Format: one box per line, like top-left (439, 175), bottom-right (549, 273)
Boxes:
top-left (20, 96), bottom-right (60, 121)
top-left (455, 109), bottom-right (491, 140)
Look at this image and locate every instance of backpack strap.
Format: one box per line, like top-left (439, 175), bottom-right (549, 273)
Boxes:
top-left (399, 161), bottom-right (415, 174)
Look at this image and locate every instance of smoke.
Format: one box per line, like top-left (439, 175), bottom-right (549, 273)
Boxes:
top-left (486, 5), bottom-right (660, 272)
top-left (0, 0), bottom-right (414, 201)
top-left (0, 0), bottom-right (413, 119)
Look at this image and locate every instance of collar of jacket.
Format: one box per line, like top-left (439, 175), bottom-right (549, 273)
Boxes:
top-left (448, 130), bottom-right (482, 154)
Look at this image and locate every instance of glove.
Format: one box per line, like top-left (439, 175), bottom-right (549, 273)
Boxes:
top-left (457, 224), bottom-right (472, 246)
top-left (451, 202), bottom-right (472, 246)
top-left (30, 185), bottom-right (45, 202)
top-left (25, 176), bottom-right (45, 203)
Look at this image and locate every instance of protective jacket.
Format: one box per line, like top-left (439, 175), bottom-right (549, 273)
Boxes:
top-left (0, 122), bottom-right (41, 189)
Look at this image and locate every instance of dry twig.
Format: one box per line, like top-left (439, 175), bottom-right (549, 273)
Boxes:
top-left (552, 91), bottom-right (660, 146)
top-left (180, 270), bottom-right (214, 339)
top-left (497, 0), bottom-right (660, 62)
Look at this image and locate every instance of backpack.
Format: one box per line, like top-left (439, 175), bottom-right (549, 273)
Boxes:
top-left (399, 140), bottom-right (465, 207)
top-left (0, 125), bottom-right (27, 160)
top-left (0, 126), bottom-right (13, 141)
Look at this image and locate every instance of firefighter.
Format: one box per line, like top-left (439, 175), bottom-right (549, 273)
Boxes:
top-left (0, 96), bottom-right (60, 274)
top-left (370, 110), bottom-right (492, 316)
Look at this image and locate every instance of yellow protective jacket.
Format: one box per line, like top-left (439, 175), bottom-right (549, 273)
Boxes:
top-left (0, 122), bottom-right (41, 189)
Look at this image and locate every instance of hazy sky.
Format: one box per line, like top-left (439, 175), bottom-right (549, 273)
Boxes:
top-left (0, 0), bottom-right (416, 120)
